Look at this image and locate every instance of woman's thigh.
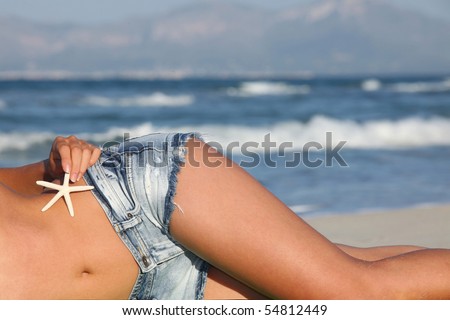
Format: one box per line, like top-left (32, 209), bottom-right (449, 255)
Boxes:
top-left (204, 266), bottom-right (267, 299)
top-left (170, 139), bottom-right (372, 299)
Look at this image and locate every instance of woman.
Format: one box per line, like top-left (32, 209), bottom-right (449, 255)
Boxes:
top-left (0, 132), bottom-right (449, 300)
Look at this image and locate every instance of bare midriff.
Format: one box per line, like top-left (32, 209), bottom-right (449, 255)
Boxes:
top-left (0, 180), bottom-right (264, 300)
top-left (0, 180), bottom-right (139, 299)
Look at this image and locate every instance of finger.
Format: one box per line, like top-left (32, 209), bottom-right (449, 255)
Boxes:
top-left (70, 145), bottom-right (83, 182)
top-left (89, 146), bottom-right (102, 166)
top-left (78, 147), bottom-right (92, 181)
top-left (49, 136), bottom-right (69, 174)
top-left (57, 143), bottom-right (72, 174)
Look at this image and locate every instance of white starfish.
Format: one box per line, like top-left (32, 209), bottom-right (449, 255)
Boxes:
top-left (36, 173), bottom-right (94, 217)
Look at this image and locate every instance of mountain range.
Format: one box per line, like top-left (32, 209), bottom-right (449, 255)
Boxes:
top-left (1, 0), bottom-right (449, 76)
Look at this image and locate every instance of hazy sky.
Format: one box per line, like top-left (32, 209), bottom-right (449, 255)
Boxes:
top-left (0, 0), bottom-right (449, 24)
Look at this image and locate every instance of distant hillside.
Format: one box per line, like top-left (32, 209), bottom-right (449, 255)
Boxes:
top-left (1, 0), bottom-right (449, 76)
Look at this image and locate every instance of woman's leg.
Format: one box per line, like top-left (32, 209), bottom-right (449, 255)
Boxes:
top-left (337, 244), bottom-right (425, 261)
top-left (204, 266), bottom-right (268, 299)
top-left (203, 245), bottom-right (425, 299)
top-left (169, 139), bottom-right (450, 299)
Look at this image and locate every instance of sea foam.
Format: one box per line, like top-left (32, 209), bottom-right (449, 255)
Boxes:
top-left (0, 131), bottom-right (56, 151)
top-left (361, 78), bottom-right (382, 91)
top-left (197, 116), bottom-right (450, 150)
top-left (389, 78), bottom-right (450, 93)
top-left (82, 92), bottom-right (194, 107)
top-left (227, 81), bottom-right (311, 97)
top-left (2, 116), bottom-right (450, 154)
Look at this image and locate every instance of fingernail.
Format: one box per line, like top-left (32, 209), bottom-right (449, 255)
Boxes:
top-left (77, 173), bottom-right (82, 181)
top-left (71, 173), bottom-right (78, 182)
top-left (64, 164), bottom-right (71, 173)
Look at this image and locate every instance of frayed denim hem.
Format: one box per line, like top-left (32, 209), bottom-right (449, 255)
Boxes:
top-left (163, 132), bottom-right (204, 234)
top-left (196, 261), bottom-right (210, 300)
top-left (164, 132), bottom-right (210, 300)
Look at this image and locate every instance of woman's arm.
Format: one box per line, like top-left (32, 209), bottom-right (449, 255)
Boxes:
top-left (0, 160), bottom-right (49, 195)
top-left (0, 136), bottom-right (101, 195)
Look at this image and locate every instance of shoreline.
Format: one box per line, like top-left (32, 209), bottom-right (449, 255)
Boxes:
top-left (303, 204), bottom-right (450, 249)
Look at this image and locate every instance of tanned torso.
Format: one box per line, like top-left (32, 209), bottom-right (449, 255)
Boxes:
top-left (0, 179), bottom-right (263, 300)
top-left (0, 179), bottom-right (139, 299)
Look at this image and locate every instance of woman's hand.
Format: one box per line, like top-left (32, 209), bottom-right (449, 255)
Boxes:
top-left (47, 135), bottom-right (101, 182)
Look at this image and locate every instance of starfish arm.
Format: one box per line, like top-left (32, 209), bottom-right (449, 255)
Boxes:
top-left (64, 193), bottom-right (75, 217)
top-left (63, 173), bottom-right (70, 186)
top-left (36, 181), bottom-right (63, 190)
top-left (68, 186), bottom-right (95, 192)
top-left (35, 173), bottom-right (95, 217)
top-left (41, 191), bottom-right (64, 212)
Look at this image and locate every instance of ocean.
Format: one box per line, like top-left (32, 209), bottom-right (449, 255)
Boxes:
top-left (0, 75), bottom-right (449, 217)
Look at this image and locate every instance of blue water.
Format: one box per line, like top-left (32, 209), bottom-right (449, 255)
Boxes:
top-left (1, 75), bottom-right (449, 216)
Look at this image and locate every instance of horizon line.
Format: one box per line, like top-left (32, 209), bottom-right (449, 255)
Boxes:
top-left (0, 70), bottom-right (449, 81)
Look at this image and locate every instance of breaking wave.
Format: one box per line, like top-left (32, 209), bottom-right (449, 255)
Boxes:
top-left (389, 78), bottom-right (450, 93)
top-left (2, 116), bottom-right (450, 154)
top-left (361, 78), bottom-right (382, 92)
top-left (197, 116), bottom-right (450, 150)
top-left (227, 81), bottom-right (311, 97)
top-left (361, 78), bottom-right (450, 93)
top-left (81, 92), bottom-right (194, 107)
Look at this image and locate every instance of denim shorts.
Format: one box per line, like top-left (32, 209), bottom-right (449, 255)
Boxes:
top-left (84, 132), bottom-right (209, 300)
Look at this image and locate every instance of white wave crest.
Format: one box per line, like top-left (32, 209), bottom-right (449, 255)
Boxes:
top-left (0, 131), bottom-right (56, 152)
top-left (289, 204), bottom-right (318, 214)
top-left (2, 116), bottom-right (450, 154)
top-left (82, 92), bottom-right (194, 107)
top-left (361, 78), bottom-right (382, 91)
top-left (297, 116), bottom-right (450, 149)
top-left (389, 79), bottom-right (450, 93)
top-left (194, 116), bottom-right (450, 151)
top-left (90, 116), bottom-right (450, 150)
top-left (227, 81), bottom-right (311, 97)
top-left (0, 125), bottom-right (161, 153)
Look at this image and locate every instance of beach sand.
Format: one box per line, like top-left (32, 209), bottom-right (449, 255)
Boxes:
top-left (303, 204), bottom-right (450, 249)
